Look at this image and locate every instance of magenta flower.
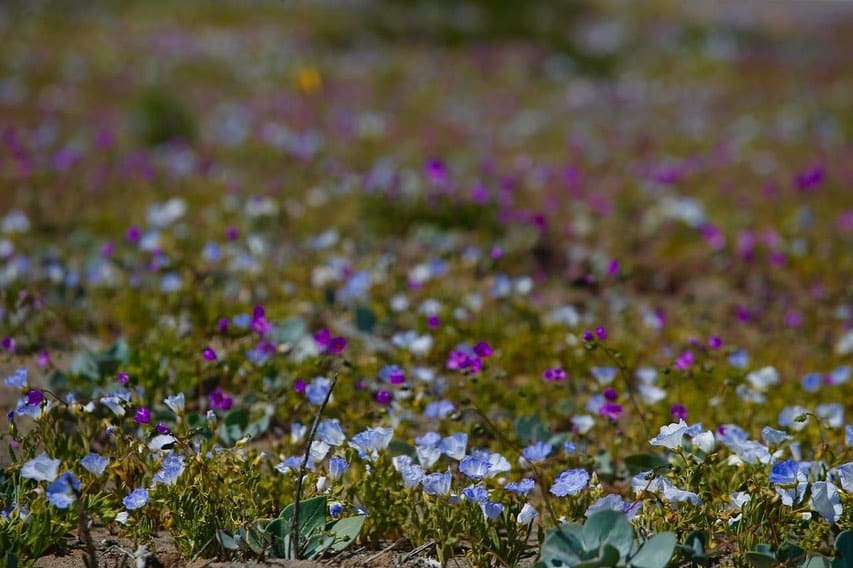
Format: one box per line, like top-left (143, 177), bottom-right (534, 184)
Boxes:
top-left (27, 390), bottom-right (44, 407)
top-left (314, 329), bottom-right (332, 347)
top-left (101, 241), bottom-right (115, 258)
top-left (202, 347), bottom-right (217, 361)
top-left (134, 407), bottom-right (151, 424)
top-left (674, 350), bottom-right (695, 371)
top-left (543, 368), bottom-right (566, 382)
top-left (209, 387), bottom-right (234, 411)
top-left (595, 327), bottom-right (607, 340)
top-left (217, 318), bottom-right (229, 334)
top-left (37, 351), bottom-right (51, 367)
top-left (607, 260), bottom-right (620, 275)
top-left (314, 329), bottom-right (346, 354)
top-left (294, 379), bottom-right (307, 393)
top-left (708, 336), bottom-right (723, 349)
top-left (375, 390), bottom-right (392, 405)
top-left (117, 372), bottom-right (129, 385)
top-left (598, 403), bottom-right (623, 421)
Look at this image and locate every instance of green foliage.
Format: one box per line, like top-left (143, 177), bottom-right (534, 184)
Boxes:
top-left (266, 496), bottom-right (364, 559)
top-left (131, 89), bottom-right (196, 147)
top-left (537, 511), bottom-right (676, 568)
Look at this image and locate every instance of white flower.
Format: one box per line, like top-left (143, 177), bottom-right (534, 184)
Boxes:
top-left (692, 431), bottom-right (716, 453)
top-left (21, 453), bottom-right (60, 482)
top-left (148, 435), bottom-right (177, 451)
top-left (164, 393), bottom-right (185, 415)
top-left (517, 503), bottom-right (538, 524)
top-left (571, 415), bottom-right (595, 434)
top-left (649, 420), bottom-right (689, 450)
top-left (115, 511), bottom-right (129, 525)
top-left (746, 366), bottom-right (779, 391)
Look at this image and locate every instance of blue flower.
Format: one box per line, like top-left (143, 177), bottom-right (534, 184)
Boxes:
top-left (550, 469), bottom-right (590, 497)
top-left (393, 456), bottom-right (426, 488)
top-left (46, 472), bottom-right (81, 509)
top-left (591, 366), bottom-right (618, 385)
top-left (564, 441), bottom-right (577, 455)
top-left (481, 501), bottom-right (504, 520)
top-left (761, 427), bottom-right (792, 446)
top-left (847, 425), bottom-right (853, 447)
top-left (329, 501), bottom-right (344, 518)
top-left (153, 455), bottom-right (185, 485)
top-left (349, 427), bottom-right (394, 461)
top-left (164, 393), bottom-right (185, 415)
top-left (439, 432), bottom-right (467, 460)
top-left (462, 484), bottom-right (489, 503)
top-left (80, 453), bottom-right (109, 477)
top-left (521, 442), bottom-right (552, 463)
top-left (585, 494), bottom-right (641, 521)
top-left (328, 457), bottom-right (349, 480)
top-left (769, 460), bottom-right (802, 485)
top-left (422, 470), bottom-right (452, 496)
top-left (504, 478), bottom-right (536, 495)
top-left (21, 452), bottom-right (60, 482)
top-left (801, 373), bottom-right (822, 392)
top-left (4, 368), bottom-right (27, 388)
top-left (306, 377), bottom-right (332, 405)
top-left (316, 419), bottom-right (346, 446)
top-left (424, 399), bottom-right (455, 419)
top-left (122, 488), bottom-right (149, 511)
top-left (728, 349), bottom-right (749, 368)
top-left (459, 456), bottom-right (491, 479)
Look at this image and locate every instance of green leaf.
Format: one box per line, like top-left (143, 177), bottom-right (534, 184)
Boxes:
top-left (70, 351), bottom-right (100, 381)
top-left (574, 544), bottom-right (621, 567)
top-left (278, 496), bottom-right (328, 538)
top-left (630, 533), bottom-right (676, 568)
top-left (354, 305), bottom-right (377, 332)
top-left (582, 510), bottom-right (633, 559)
top-left (219, 409), bottom-right (249, 445)
top-left (515, 415), bottom-right (549, 444)
top-left (388, 440), bottom-right (416, 457)
top-left (775, 541), bottom-right (805, 564)
top-left (835, 531), bottom-right (853, 568)
top-left (624, 454), bottom-right (668, 476)
top-left (539, 523), bottom-right (585, 567)
top-left (803, 555), bottom-right (831, 568)
top-left (323, 515), bottom-right (366, 554)
top-left (745, 551), bottom-right (777, 568)
top-left (216, 529), bottom-right (240, 551)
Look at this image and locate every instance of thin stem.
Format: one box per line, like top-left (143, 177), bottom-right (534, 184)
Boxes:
top-left (290, 372), bottom-right (338, 559)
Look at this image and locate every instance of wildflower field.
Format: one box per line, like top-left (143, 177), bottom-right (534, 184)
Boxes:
top-left (1, 1), bottom-right (852, 566)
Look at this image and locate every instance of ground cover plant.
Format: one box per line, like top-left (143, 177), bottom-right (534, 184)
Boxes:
top-left (0, 1), bottom-right (852, 566)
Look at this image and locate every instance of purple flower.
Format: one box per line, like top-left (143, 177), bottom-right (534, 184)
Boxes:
top-left (603, 388), bottom-right (618, 401)
top-left (582, 330), bottom-right (595, 342)
top-left (543, 368), bottom-right (566, 382)
top-left (328, 336), bottom-right (347, 354)
top-left (427, 315), bottom-right (440, 329)
top-left (670, 404), bottom-right (687, 421)
top-left (294, 379), bottom-right (307, 393)
top-left (550, 469), bottom-right (590, 497)
top-left (126, 225), bottom-right (141, 243)
top-left (473, 341), bottom-right (493, 358)
top-left (708, 336), bottom-right (723, 349)
top-left (155, 422), bottom-right (171, 435)
top-left (134, 407), bottom-right (151, 424)
top-left (217, 318), bottom-right (229, 334)
top-left (595, 327), bottom-right (607, 340)
top-left (375, 390), bottom-right (392, 405)
top-left (380, 365), bottom-right (406, 385)
top-left (1, 337), bottom-right (15, 353)
top-left (26, 390), bottom-right (43, 407)
top-left (202, 347), bottom-right (217, 361)
top-left (117, 372), bottom-right (129, 385)
top-left (225, 226), bottom-right (239, 241)
top-left (208, 387), bottom-right (233, 411)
